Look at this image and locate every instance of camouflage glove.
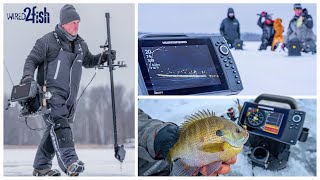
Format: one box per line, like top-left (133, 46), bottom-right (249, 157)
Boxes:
top-left (154, 124), bottom-right (179, 160)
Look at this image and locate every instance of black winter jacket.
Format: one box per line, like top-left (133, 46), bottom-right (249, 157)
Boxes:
top-left (220, 17), bottom-right (240, 43)
top-left (23, 25), bottom-right (101, 87)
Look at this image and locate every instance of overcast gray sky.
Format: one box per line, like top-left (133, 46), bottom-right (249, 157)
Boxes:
top-left (4, 3), bottom-right (134, 94)
top-left (139, 3), bottom-right (317, 34)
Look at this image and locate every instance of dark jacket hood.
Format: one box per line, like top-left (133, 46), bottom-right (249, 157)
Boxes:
top-left (227, 8), bottom-right (235, 19)
top-left (228, 8), bottom-right (234, 14)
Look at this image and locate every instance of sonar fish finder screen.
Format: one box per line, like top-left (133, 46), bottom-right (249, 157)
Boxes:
top-left (141, 45), bottom-right (222, 92)
top-left (246, 108), bottom-right (284, 135)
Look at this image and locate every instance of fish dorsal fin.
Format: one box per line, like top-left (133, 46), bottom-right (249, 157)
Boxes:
top-left (180, 109), bottom-right (215, 133)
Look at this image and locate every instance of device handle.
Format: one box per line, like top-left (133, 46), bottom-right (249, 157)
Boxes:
top-left (140, 34), bottom-right (188, 38)
top-left (254, 94), bottom-right (298, 110)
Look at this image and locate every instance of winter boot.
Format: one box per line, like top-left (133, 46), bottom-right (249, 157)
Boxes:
top-left (33, 168), bottom-right (61, 176)
top-left (66, 160), bottom-right (85, 176)
top-left (258, 43), bottom-right (268, 50)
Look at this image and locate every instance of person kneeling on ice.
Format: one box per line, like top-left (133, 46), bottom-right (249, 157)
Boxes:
top-left (285, 4), bottom-right (316, 53)
top-left (138, 109), bottom-right (248, 176)
top-left (21, 4), bottom-right (116, 176)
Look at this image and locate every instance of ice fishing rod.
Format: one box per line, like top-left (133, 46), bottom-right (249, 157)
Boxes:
top-left (97, 12), bottom-right (127, 163)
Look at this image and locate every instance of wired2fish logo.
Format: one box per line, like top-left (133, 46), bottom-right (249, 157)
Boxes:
top-left (7, 6), bottom-right (50, 24)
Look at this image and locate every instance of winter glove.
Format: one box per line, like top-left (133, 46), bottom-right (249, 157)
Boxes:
top-left (101, 49), bottom-right (116, 65)
top-left (20, 75), bottom-right (34, 84)
top-left (261, 11), bottom-right (267, 17)
top-left (154, 124), bottom-right (179, 160)
top-left (302, 8), bottom-right (308, 17)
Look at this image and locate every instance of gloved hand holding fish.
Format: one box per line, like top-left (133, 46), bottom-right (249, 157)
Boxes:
top-left (166, 109), bottom-right (249, 176)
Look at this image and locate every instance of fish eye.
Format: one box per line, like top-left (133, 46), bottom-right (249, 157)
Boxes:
top-left (216, 130), bottom-right (224, 136)
top-left (236, 128), bottom-right (241, 133)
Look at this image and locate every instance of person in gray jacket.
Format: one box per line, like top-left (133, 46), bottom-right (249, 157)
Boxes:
top-left (220, 8), bottom-right (240, 49)
top-left (21, 4), bottom-right (115, 176)
top-left (285, 4), bottom-right (316, 53)
top-left (138, 109), bottom-right (237, 176)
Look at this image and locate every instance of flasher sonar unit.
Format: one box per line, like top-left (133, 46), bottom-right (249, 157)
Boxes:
top-left (238, 94), bottom-right (309, 171)
top-left (138, 34), bottom-right (243, 95)
top-left (10, 81), bottom-right (38, 102)
top-left (239, 95), bottom-right (308, 145)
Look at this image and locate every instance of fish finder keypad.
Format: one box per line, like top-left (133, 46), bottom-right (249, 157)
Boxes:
top-left (282, 110), bottom-right (305, 144)
top-left (212, 37), bottom-right (243, 92)
top-left (219, 45), bottom-right (229, 55)
top-left (287, 111), bottom-right (305, 130)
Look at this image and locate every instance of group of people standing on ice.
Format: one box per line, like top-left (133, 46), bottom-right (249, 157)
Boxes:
top-left (219, 3), bottom-right (316, 53)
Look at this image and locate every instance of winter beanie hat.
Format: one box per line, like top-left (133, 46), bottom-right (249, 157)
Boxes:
top-left (293, 3), bottom-right (302, 10)
top-left (60, 4), bottom-right (80, 25)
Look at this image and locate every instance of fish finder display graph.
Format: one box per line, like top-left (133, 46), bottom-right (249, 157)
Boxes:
top-left (142, 45), bottom-right (221, 92)
top-left (246, 108), bottom-right (284, 135)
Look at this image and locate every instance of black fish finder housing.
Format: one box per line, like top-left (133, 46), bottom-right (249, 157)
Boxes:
top-left (239, 94), bottom-right (309, 171)
top-left (138, 34), bottom-right (243, 95)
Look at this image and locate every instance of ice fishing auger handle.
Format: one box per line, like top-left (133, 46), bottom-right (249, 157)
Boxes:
top-left (254, 94), bottom-right (298, 110)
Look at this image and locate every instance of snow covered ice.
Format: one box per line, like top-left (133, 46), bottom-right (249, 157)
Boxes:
top-left (139, 99), bottom-right (316, 176)
top-left (232, 42), bottom-right (316, 96)
top-left (4, 148), bottom-right (135, 176)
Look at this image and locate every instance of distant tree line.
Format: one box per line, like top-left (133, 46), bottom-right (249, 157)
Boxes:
top-left (139, 32), bottom-right (263, 41)
top-left (140, 32), bottom-right (318, 42)
top-left (3, 85), bottom-right (134, 145)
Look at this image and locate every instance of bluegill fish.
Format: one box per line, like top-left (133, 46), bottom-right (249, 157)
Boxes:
top-left (167, 110), bottom-right (249, 176)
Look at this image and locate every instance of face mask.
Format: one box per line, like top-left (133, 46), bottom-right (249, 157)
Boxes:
top-left (294, 9), bottom-right (302, 16)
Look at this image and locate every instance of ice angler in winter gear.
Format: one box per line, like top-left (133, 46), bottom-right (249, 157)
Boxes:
top-left (20, 4), bottom-right (116, 176)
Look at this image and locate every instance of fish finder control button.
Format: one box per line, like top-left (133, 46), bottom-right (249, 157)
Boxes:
top-left (219, 45), bottom-right (229, 55)
top-left (292, 115), bottom-right (302, 123)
